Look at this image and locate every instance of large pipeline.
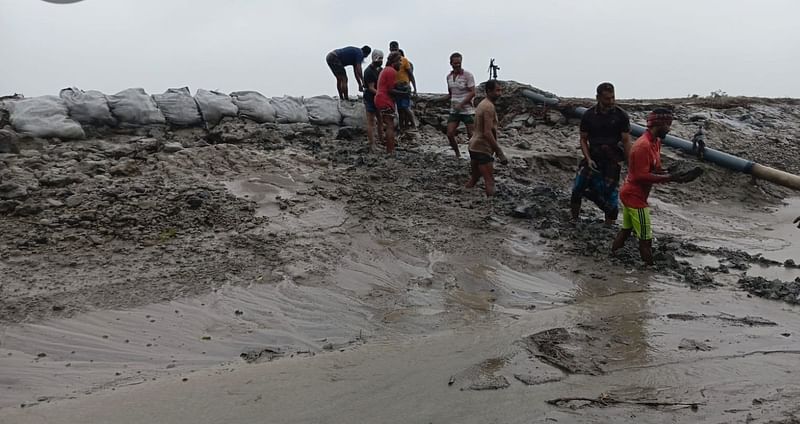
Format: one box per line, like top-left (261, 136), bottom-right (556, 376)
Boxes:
top-left (521, 90), bottom-right (800, 191)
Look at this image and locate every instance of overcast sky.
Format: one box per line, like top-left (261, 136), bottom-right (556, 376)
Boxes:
top-left (2, 0), bottom-right (799, 99)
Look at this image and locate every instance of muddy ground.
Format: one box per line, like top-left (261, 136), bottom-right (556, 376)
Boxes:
top-left (1, 84), bottom-right (799, 423)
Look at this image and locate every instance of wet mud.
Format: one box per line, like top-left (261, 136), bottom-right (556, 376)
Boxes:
top-left (1, 88), bottom-right (799, 422)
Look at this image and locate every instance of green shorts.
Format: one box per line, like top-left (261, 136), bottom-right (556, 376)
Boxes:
top-left (621, 205), bottom-right (652, 241)
top-left (447, 113), bottom-right (474, 125)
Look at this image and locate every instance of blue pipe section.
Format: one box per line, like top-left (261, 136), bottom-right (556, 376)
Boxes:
top-left (520, 90), bottom-right (560, 107)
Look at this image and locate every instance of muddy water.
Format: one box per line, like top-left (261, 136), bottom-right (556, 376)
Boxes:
top-left (2, 190), bottom-right (800, 422)
top-left (661, 197), bottom-right (800, 264)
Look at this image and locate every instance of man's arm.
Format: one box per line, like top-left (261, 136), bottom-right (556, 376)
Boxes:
top-left (407, 62), bottom-right (417, 94)
top-left (579, 132), bottom-right (596, 170)
top-left (367, 81), bottom-right (378, 95)
top-left (628, 147), bottom-right (672, 184)
top-left (354, 63), bottom-right (364, 92)
top-left (458, 85), bottom-right (476, 110)
top-left (483, 110), bottom-right (506, 162)
top-left (621, 131), bottom-right (631, 159)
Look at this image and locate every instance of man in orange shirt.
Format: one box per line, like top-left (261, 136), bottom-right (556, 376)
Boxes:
top-left (611, 109), bottom-right (697, 264)
top-left (389, 41), bottom-right (417, 131)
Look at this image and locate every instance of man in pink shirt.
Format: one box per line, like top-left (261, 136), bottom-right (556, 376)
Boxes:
top-left (374, 52), bottom-right (403, 155)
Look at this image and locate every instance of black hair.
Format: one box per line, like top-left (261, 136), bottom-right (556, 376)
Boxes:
top-left (361, 45), bottom-right (372, 57)
top-left (389, 40), bottom-right (399, 49)
top-left (386, 51), bottom-right (402, 65)
top-left (651, 107), bottom-right (673, 116)
top-left (485, 79), bottom-right (501, 92)
top-left (596, 82), bottom-right (615, 96)
top-left (398, 48), bottom-right (405, 57)
top-left (450, 52), bottom-right (462, 61)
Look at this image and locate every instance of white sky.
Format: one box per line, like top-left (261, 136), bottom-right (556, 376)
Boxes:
top-left (2, 0), bottom-right (799, 99)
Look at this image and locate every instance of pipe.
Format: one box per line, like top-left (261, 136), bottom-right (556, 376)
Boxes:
top-left (520, 92), bottom-right (800, 191)
top-left (520, 89), bottom-right (560, 107)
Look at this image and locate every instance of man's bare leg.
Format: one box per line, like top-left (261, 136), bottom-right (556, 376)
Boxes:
top-left (638, 239), bottom-right (654, 265)
top-left (465, 123), bottom-right (474, 140)
top-left (382, 114), bottom-right (396, 154)
top-left (478, 163), bottom-right (495, 196)
top-left (365, 111), bottom-right (377, 151)
top-left (336, 76), bottom-right (349, 100)
top-left (611, 228), bottom-right (631, 253)
top-left (465, 159), bottom-right (480, 188)
top-left (446, 121), bottom-right (461, 158)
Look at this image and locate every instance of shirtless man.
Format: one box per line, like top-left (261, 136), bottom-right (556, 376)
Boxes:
top-left (465, 80), bottom-right (507, 196)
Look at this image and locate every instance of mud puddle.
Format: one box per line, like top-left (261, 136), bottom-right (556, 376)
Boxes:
top-left (665, 197), bottom-right (799, 264)
top-left (5, 267), bottom-right (799, 424)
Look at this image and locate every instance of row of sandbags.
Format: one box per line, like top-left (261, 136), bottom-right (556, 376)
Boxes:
top-left (0, 87), bottom-right (365, 139)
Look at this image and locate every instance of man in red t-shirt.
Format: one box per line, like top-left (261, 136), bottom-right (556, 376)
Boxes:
top-left (612, 109), bottom-right (694, 265)
top-left (374, 52), bottom-right (403, 155)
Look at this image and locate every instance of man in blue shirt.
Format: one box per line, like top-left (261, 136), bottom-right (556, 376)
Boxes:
top-left (326, 45), bottom-right (371, 100)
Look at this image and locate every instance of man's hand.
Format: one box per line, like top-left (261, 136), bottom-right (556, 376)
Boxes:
top-left (358, 85), bottom-right (364, 92)
top-left (794, 215), bottom-right (800, 229)
top-left (498, 153), bottom-right (509, 165)
top-left (587, 159), bottom-right (599, 172)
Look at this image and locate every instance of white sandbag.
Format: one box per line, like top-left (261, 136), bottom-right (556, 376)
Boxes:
top-left (230, 91), bottom-right (276, 123)
top-left (8, 96), bottom-right (86, 139)
top-left (152, 87), bottom-right (203, 127)
top-left (107, 88), bottom-right (166, 127)
top-left (270, 96), bottom-right (309, 124)
top-left (304, 95), bottom-right (341, 125)
top-left (59, 87), bottom-right (116, 126)
top-left (339, 100), bottom-right (366, 128)
top-left (195, 89), bottom-right (238, 127)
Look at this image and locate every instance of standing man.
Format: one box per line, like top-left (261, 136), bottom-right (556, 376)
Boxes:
top-left (446, 52), bottom-right (476, 159)
top-left (571, 82), bottom-right (631, 225)
top-left (363, 49), bottom-right (385, 151)
top-left (612, 109), bottom-right (696, 264)
top-left (389, 41), bottom-right (417, 131)
top-left (465, 80), bottom-right (508, 196)
top-left (326, 45), bottom-right (371, 100)
top-left (374, 52), bottom-right (404, 155)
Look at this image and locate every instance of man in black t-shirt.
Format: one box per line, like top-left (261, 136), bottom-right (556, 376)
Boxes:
top-left (570, 82), bottom-right (631, 225)
top-left (362, 50), bottom-right (384, 151)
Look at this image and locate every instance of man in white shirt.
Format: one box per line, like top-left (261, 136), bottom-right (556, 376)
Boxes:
top-left (446, 52), bottom-right (476, 159)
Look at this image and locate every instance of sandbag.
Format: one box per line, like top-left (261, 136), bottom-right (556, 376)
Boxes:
top-left (195, 89), bottom-right (238, 127)
top-left (230, 91), bottom-right (276, 123)
top-left (152, 87), bottom-right (203, 127)
top-left (304, 95), bottom-right (341, 125)
top-left (7, 96), bottom-right (86, 139)
top-left (107, 88), bottom-right (166, 127)
top-left (59, 87), bottom-right (116, 126)
top-left (338, 100), bottom-right (366, 128)
top-left (270, 96), bottom-right (309, 124)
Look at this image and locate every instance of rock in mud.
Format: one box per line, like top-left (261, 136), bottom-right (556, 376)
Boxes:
top-left (739, 276), bottom-right (800, 305)
top-left (678, 338), bottom-right (714, 351)
top-left (524, 328), bottom-right (604, 376)
top-left (0, 183), bottom-right (28, 200)
top-left (0, 129), bottom-right (20, 154)
top-left (240, 347), bottom-right (285, 363)
top-left (513, 374), bottom-right (563, 386)
top-left (162, 142), bottom-right (184, 153)
top-left (468, 375), bottom-right (510, 391)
